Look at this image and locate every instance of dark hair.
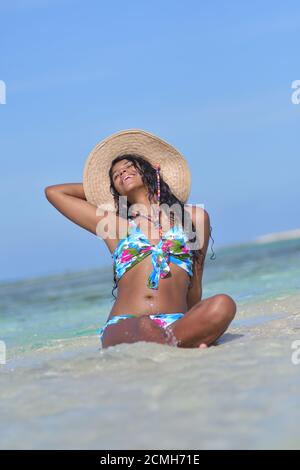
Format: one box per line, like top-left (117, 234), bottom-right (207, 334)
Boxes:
top-left (108, 153), bottom-right (216, 300)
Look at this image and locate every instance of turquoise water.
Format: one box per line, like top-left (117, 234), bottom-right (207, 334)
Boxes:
top-left (1, 237), bottom-right (300, 450)
top-left (1, 237), bottom-right (300, 350)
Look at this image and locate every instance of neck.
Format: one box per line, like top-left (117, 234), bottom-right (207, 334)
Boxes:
top-left (128, 189), bottom-right (158, 217)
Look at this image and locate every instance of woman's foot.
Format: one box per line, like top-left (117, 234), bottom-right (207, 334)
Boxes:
top-left (198, 343), bottom-right (208, 349)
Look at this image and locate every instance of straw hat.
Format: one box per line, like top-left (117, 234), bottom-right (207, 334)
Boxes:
top-left (83, 128), bottom-right (191, 208)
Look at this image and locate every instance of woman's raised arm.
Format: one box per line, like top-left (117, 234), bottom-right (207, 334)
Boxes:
top-left (44, 183), bottom-right (105, 236)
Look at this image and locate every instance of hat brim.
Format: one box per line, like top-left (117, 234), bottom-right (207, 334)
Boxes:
top-left (83, 128), bottom-right (191, 208)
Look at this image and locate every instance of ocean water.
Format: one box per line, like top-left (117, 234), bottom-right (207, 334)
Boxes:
top-left (1, 237), bottom-right (300, 449)
top-left (1, 237), bottom-right (300, 351)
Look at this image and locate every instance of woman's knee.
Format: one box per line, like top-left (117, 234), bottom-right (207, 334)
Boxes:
top-left (211, 294), bottom-right (237, 322)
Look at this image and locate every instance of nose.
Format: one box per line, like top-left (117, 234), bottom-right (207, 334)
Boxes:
top-left (120, 169), bottom-right (127, 181)
top-left (120, 166), bottom-right (134, 181)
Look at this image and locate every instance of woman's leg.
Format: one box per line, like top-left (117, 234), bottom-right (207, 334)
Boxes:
top-left (168, 294), bottom-right (237, 348)
top-left (100, 315), bottom-right (170, 348)
top-left (100, 294), bottom-right (236, 349)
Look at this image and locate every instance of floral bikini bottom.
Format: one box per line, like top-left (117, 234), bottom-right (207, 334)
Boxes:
top-left (98, 312), bottom-right (184, 346)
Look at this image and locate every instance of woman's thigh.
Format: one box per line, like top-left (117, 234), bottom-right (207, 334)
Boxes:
top-left (101, 315), bottom-right (172, 349)
top-left (168, 294), bottom-right (237, 348)
top-left (100, 294), bottom-right (236, 349)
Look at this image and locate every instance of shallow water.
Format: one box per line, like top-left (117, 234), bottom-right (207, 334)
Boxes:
top-left (0, 238), bottom-right (300, 449)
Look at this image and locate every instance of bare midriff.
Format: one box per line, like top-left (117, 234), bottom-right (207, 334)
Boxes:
top-left (108, 256), bottom-right (189, 321)
top-left (107, 215), bottom-right (191, 321)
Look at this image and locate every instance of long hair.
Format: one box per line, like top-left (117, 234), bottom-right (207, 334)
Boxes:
top-left (108, 153), bottom-right (216, 299)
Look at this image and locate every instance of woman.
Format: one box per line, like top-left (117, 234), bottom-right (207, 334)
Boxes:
top-left (45, 129), bottom-right (236, 349)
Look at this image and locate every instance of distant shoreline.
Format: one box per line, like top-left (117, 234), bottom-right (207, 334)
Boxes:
top-left (254, 228), bottom-right (300, 244)
top-left (1, 229), bottom-right (300, 284)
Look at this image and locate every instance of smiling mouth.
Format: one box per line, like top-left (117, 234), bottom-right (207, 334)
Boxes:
top-left (122, 174), bottom-right (135, 183)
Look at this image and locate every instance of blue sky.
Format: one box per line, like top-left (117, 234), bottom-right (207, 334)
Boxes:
top-left (0, 0), bottom-right (299, 282)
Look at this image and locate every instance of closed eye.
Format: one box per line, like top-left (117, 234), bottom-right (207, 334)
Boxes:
top-left (113, 162), bottom-right (134, 180)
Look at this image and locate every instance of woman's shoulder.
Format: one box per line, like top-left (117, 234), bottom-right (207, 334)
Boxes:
top-left (96, 210), bottom-right (131, 252)
top-left (184, 204), bottom-right (210, 225)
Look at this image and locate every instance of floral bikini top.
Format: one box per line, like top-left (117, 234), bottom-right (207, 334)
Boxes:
top-left (112, 218), bottom-right (193, 290)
